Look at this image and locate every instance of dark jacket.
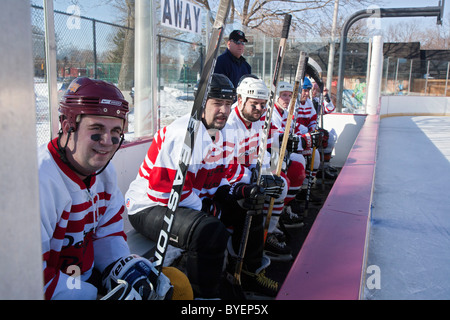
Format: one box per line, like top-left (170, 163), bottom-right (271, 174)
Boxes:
top-left (214, 48), bottom-right (251, 88)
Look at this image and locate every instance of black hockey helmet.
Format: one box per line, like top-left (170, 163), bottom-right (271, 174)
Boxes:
top-left (194, 73), bottom-right (236, 101)
top-left (208, 73), bottom-right (236, 100)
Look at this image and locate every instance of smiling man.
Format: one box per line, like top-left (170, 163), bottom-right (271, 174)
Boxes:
top-left (39, 77), bottom-right (173, 300)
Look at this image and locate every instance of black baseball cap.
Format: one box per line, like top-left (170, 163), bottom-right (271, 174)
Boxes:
top-left (229, 30), bottom-right (248, 42)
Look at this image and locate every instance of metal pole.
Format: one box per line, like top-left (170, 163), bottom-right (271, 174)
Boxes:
top-left (0, 0), bottom-right (44, 299)
top-left (445, 61), bottom-right (449, 96)
top-left (262, 34), bottom-right (266, 81)
top-left (394, 58), bottom-right (399, 94)
top-left (326, 0), bottom-right (339, 91)
top-left (384, 57), bottom-right (389, 93)
top-left (408, 59), bottom-right (413, 94)
top-left (93, 20), bottom-right (98, 79)
top-left (366, 35), bottom-right (383, 115)
top-left (425, 60), bottom-right (430, 94)
top-left (270, 38), bottom-right (274, 83)
top-left (43, 0), bottom-right (58, 138)
top-left (336, 5), bottom-right (444, 111)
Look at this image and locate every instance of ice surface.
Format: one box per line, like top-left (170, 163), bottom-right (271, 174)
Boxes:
top-left (364, 116), bottom-right (450, 300)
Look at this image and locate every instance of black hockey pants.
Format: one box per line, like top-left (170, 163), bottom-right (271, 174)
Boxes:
top-left (129, 206), bottom-right (229, 298)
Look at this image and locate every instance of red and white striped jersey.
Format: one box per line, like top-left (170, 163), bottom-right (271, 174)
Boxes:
top-left (224, 106), bottom-right (272, 184)
top-left (126, 114), bottom-right (235, 215)
top-left (271, 104), bottom-right (287, 134)
top-left (294, 98), bottom-right (317, 134)
top-left (40, 139), bottom-right (130, 300)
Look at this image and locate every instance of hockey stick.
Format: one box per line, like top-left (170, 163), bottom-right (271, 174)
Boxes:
top-left (233, 13), bottom-right (292, 287)
top-left (263, 51), bottom-right (308, 243)
top-left (153, 0), bottom-right (231, 271)
top-left (304, 145), bottom-right (316, 217)
top-left (306, 62), bottom-right (326, 189)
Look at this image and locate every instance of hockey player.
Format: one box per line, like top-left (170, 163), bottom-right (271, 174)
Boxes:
top-left (311, 81), bottom-right (339, 180)
top-left (125, 74), bottom-right (280, 298)
top-left (226, 75), bottom-right (291, 261)
top-left (294, 77), bottom-right (323, 203)
top-left (39, 77), bottom-right (173, 300)
top-left (273, 81), bottom-right (307, 225)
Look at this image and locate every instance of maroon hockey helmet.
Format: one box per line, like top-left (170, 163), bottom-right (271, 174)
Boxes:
top-left (59, 77), bottom-right (129, 130)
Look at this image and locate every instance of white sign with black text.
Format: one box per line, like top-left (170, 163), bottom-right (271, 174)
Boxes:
top-left (161, 0), bottom-right (203, 34)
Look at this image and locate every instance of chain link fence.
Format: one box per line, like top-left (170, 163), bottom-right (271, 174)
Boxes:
top-left (32, 4), bottom-right (134, 146)
top-left (31, 4), bottom-right (206, 145)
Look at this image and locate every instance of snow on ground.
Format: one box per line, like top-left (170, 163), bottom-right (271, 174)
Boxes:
top-left (35, 81), bottom-right (193, 146)
top-left (364, 116), bottom-right (450, 300)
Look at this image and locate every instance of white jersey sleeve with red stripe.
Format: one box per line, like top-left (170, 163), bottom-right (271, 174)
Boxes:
top-left (39, 139), bottom-right (130, 300)
top-left (125, 114), bottom-right (235, 216)
top-left (313, 96), bottom-right (336, 115)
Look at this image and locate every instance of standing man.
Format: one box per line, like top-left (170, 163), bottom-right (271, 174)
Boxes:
top-left (214, 30), bottom-right (252, 89)
top-left (40, 77), bottom-right (173, 300)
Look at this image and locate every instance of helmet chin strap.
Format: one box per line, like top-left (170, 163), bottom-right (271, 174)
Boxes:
top-left (52, 128), bottom-right (125, 179)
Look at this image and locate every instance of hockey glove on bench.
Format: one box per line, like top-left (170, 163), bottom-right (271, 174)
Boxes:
top-left (101, 254), bottom-right (173, 300)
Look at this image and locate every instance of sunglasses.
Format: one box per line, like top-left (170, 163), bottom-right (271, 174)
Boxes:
top-left (231, 39), bottom-right (246, 45)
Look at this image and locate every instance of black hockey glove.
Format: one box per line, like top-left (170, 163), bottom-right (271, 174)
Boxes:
top-left (231, 183), bottom-right (265, 215)
top-left (318, 128), bottom-right (329, 149)
top-left (279, 133), bottom-right (300, 153)
top-left (242, 184), bottom-right (266, 215)
top-left (201, 197), bottom-right (222, 218)
top-left (301, 131), bottom-right (323, 149)
top-left (260, 174), bottom-right (284, 198)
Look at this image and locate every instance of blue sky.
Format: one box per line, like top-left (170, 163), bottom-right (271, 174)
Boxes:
top-left (49, 0), bottom-right (449, 29)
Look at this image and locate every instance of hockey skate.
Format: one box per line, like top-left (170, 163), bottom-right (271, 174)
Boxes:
top-left (240, 256), bottom-right (280, 299)
top-left (280, 201), bottom-right (305, 228)
top-left (264, 232), bottom-right (293, 262)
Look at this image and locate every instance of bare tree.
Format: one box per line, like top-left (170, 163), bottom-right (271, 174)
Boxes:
top-left (192, 0), bottom-right (376, 37)
top-left (384, 16), bottom-right (450, 50)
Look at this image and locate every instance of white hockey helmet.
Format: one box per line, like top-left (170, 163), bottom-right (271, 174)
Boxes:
top-left (237, 76), bottom-right (270, 103)
top-left (277, 81), bottom-right (294, 95)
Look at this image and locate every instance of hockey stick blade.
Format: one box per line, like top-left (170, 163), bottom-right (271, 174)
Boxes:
top-left (153, 0), bottom-right (231, 271)
top-left (306, 63), bottom-right (324, 91)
